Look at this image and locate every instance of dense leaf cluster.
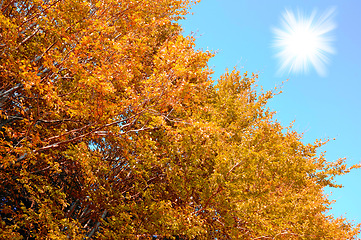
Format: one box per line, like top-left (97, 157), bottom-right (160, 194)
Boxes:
top-left (1, 0), bottom-right (360, 239)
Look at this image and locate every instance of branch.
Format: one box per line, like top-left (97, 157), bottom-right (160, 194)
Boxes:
top-left (195, 185), bottom-right (223, 216)
top-left (34, 40), bottom-right (57, 63)
top-left (0, 83), bottom-right (22, 99)
top-left (17, 27), bottom-right (40, 48)
top-left (43, 122), bottom-right (97, 143)
top-left (36, 118), bottom-right (75, 124)
top-left (87, 209), bottom-right (107, 238)
top-left (37, 113), bottom-right (141, 152)
top-left (252, 231), bottom-right (300, 240)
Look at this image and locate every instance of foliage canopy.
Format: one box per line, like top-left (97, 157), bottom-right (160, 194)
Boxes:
top-left (0, 0), bottom-right (360, 239)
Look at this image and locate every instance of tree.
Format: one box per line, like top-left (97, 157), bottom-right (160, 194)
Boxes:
top-left (0, 0), bottom-right (359, 239)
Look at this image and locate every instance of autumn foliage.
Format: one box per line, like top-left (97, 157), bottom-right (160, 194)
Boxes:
top-left (0, 0), bottom-right (360, 239)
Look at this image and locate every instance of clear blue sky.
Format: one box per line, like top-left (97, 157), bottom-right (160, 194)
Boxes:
top-left (181, 0), bottom-right (361, 226)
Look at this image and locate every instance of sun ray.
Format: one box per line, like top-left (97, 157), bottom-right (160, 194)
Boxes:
top-left (272, 8), bottom-right (336, 77)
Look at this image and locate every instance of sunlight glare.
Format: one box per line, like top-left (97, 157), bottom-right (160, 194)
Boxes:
top-left (272, 8), bottom-right (336, 77)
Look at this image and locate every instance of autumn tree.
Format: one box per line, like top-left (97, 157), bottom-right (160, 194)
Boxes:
top-left (0, 0), bottom-right (360, 239)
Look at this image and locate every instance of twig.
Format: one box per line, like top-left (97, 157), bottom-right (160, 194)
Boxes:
top-left (17, 27), bottom-right (40, 49)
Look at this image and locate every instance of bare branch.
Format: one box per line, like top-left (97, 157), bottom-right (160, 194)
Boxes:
top-left (17, 27), bottom-right (40, 48)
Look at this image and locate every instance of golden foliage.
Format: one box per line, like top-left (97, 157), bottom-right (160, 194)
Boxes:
top-left (0, 0), bottom-right (359, 239)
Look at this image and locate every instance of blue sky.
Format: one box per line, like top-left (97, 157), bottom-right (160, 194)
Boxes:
top-left (181, 0), bottom-right (361, 226)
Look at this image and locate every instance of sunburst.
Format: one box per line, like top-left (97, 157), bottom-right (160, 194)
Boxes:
top-left (272, 8), bottom-right (336, 76)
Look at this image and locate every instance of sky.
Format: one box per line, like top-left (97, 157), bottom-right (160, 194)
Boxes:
top-left (180, 0), bottom-right (361, 227)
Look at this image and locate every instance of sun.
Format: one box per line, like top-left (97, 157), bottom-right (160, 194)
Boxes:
top-left (272, 8), bottom-right (336, 76)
